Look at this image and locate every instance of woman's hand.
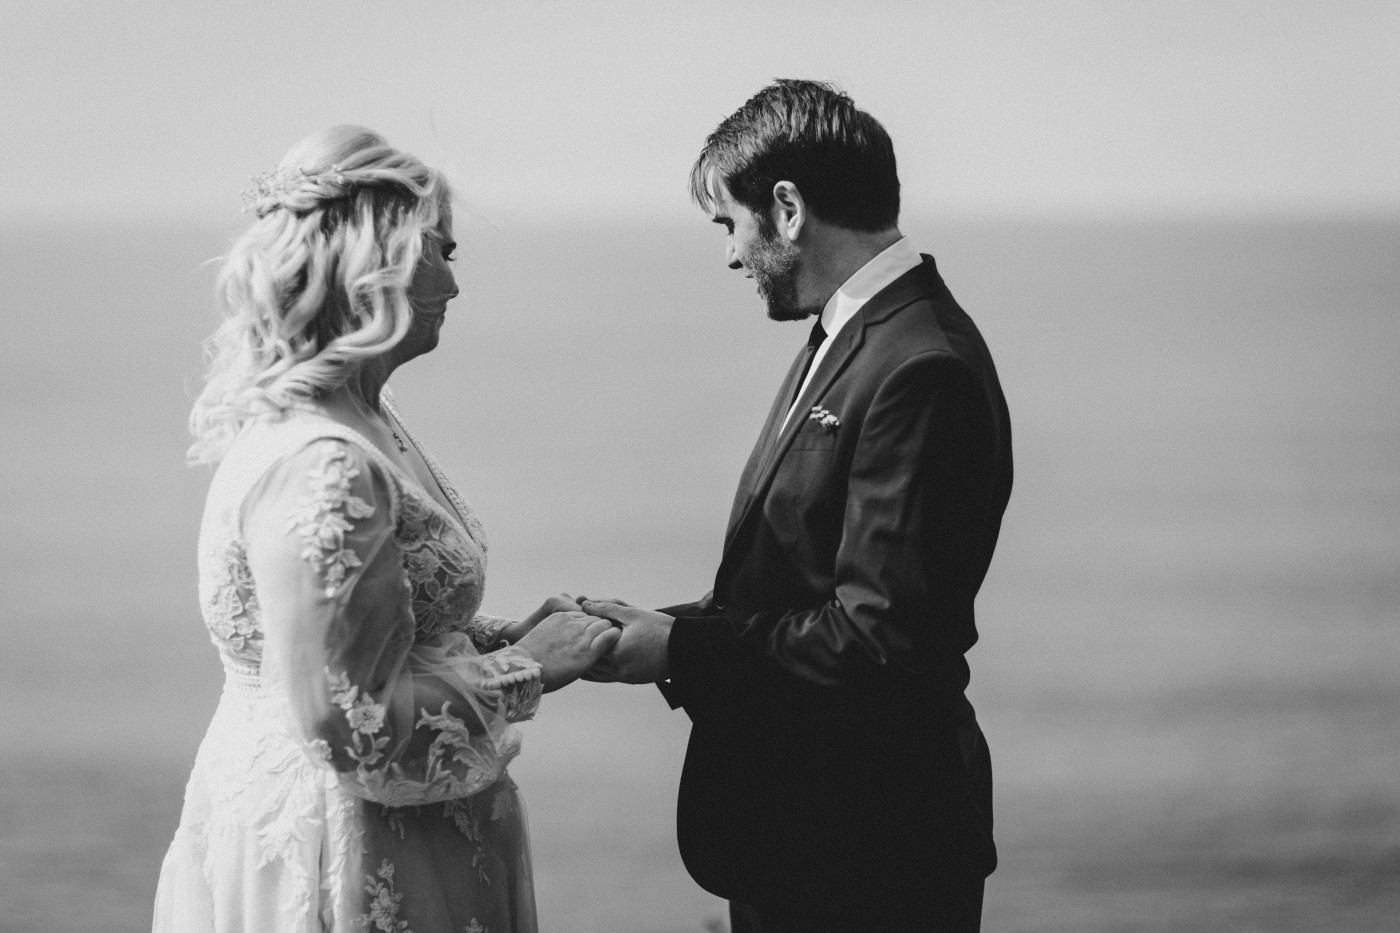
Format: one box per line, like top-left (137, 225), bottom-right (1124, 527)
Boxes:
top-left (515, 610), bottom-right (621, 692)
top-left (498, 594), bottom-right (581, 644)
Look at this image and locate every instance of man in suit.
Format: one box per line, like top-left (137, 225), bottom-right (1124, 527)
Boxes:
top-left (582, 79), bottom-right (1012, 932)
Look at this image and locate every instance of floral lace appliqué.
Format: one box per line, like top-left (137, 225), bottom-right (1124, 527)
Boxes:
top-left (290, 442), bottom-right (376, 598)
top-left (397, 493), bottom-right (484, 642)
top-left (356, 859), bottom-right (412, 933)
top-left (326, 669), bottom-right (391, 770)
top-left (481, 647), bottom-right (543, 723)
top-left (319, 667), bottom-right (521, 808)
top-left (465, 614), bottom-right (513, 650)
top-left (202, 537), bottom-right (262, 658)
top-left (440, 798), bottom-right (492, 886)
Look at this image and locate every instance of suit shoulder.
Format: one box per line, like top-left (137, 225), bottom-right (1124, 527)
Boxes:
top-left (868, 287), bottom-right (992, 367)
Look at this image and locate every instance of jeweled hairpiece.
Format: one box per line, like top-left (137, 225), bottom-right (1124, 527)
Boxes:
top-left (240, 163), bottom-right (348, 214)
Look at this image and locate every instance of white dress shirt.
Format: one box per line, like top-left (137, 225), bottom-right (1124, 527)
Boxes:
top-left (782, 235), bottom-right (924, 429)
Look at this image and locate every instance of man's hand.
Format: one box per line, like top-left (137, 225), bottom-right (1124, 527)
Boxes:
top-left (579, 599), bottom-right (673, 683)
top-left (515, 609), bottom-right (621, 692)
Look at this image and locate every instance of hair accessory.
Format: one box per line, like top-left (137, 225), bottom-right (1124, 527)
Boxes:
top-left (241, 163), bottom-right (348, 214)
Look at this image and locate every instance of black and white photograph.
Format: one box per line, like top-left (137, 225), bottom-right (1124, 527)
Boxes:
top-left (1, 2), bottom-right (1396, 931)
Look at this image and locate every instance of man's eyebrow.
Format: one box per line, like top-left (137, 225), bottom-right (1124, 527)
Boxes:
top-left (711, 214), bottom-right (732, 226)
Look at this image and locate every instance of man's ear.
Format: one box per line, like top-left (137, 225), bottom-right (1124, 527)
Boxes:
top-left (770, 181), bottom-right (806, 242)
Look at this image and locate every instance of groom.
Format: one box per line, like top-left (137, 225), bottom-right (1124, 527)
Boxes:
top-left (583, 79), bottom-right (1012, 932)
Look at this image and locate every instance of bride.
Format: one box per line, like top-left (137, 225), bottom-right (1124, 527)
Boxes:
top-left (153, 126), bottom-right (618, 933)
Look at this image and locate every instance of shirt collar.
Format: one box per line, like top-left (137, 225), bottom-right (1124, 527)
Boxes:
top-left (819, 236), bottom-right (924, 338)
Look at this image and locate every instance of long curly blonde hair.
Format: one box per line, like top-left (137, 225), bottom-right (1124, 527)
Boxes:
top-left (189, 125), bottom-right (451, 464)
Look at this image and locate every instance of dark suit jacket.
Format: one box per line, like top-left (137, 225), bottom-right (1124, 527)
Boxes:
top-left (657, 256), bottom-right (1012, 909)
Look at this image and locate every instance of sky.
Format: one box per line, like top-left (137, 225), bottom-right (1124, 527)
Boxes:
top-left (2, 0), bottom-right (1397, 223)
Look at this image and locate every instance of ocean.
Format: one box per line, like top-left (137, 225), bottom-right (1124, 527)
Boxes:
top-left (1, 215), bottom-right (1396, 931)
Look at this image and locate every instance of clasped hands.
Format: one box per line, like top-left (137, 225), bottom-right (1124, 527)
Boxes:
top-left (506, 593), bottom-right (672, 691)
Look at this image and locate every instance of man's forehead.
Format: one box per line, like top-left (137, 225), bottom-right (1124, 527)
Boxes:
top-left (705, 169), bottom-right (734, 213)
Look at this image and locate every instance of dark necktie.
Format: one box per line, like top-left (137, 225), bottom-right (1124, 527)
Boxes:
top-left (790, 316), bottom-right (828, 409)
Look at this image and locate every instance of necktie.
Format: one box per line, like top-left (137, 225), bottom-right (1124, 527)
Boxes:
top-left (790, 317), bottom-right (828, 409)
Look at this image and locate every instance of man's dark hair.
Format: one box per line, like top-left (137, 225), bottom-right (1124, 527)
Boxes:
top-left (689, 79), bottom-right (900, 232)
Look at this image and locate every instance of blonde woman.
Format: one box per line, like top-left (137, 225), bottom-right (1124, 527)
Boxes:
top-left (153, 126), bottom-right (616, 933)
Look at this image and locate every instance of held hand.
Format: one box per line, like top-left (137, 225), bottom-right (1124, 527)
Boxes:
top-left (579, 600), bottom-right (672, 684)
top-left (516, 610), bottom-right (621, 692)
top-left (500, 594), bottom-right (581, 644)
top-left (572, 596), bottom-right (632, 609)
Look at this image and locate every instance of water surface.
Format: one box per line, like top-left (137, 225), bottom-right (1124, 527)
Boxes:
top-left (1, 216), bottom-right (1396, 932)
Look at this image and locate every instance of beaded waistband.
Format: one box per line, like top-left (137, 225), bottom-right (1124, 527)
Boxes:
top-left (222, 659), bottom-right (270, 697)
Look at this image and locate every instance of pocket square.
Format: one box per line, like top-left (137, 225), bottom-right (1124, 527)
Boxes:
top-left (808, 406), bottom-right (840, 435)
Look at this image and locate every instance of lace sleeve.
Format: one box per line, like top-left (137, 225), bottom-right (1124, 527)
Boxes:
top-left (479, 644), bottom-right (543, 723)
top-left (466, 613), bottom-right (514, 650)
top-left (244, 438), bottom-right (540, 806)
top-left (434, 633), bottom-right (542, 724)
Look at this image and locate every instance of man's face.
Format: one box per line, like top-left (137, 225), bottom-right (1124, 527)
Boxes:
top-left (709, 177), bottom-right (812, 321)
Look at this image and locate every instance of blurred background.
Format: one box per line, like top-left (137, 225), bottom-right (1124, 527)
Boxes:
top-left (2, 2), bottom-right (1397, 931)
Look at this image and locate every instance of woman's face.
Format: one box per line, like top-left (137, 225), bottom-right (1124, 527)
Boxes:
top-left (401, 204), bottom-right (459, 360)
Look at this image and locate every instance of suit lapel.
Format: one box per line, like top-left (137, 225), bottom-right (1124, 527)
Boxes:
top-left (722, 345), bottom-right (811, 551)
top-left (762, 319), bottom-right (863, 471)
top-left (721, 322), bottom-right (864, 549)
top-left (719, 257), bottom-right (944, 566)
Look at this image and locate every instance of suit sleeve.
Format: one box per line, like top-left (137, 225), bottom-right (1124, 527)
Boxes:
top-left (654, 592), bottom-right (718, 710)
top-left (666, 351), bottom-right (999, 717)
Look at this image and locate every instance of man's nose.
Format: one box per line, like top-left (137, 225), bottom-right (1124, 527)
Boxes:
top-left (726, 242), bottom-right (741, 270)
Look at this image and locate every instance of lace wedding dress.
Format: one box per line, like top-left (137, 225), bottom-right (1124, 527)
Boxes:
top-left (154, 399), bottom-right (542, 933)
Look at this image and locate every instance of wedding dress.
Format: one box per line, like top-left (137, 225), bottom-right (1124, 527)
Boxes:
top-left (154, 399), bottom-right (541, 933)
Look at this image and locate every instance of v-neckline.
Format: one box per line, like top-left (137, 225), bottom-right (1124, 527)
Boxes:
top-left (288, 406), bottom-right (475, 540)
top-left (379, 395), bottom-right (474, 530)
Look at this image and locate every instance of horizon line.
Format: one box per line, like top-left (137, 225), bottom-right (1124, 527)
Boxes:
top-left (3, 204), bottom-right (1399, 232)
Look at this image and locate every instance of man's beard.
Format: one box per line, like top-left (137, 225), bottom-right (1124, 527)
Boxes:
top-left (748, 227), bottom-right (817, 322)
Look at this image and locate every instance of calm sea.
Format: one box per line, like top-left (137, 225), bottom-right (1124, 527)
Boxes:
top-left (1, 216), bottom-right (1397, 932)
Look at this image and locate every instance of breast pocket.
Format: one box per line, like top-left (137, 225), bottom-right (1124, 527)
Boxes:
top-left (786, 425), bottom-right (838, 452)
top-left (765, 434), bottom-right (841, 550)
top-left (773, 429), bottom-right (838, 499)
